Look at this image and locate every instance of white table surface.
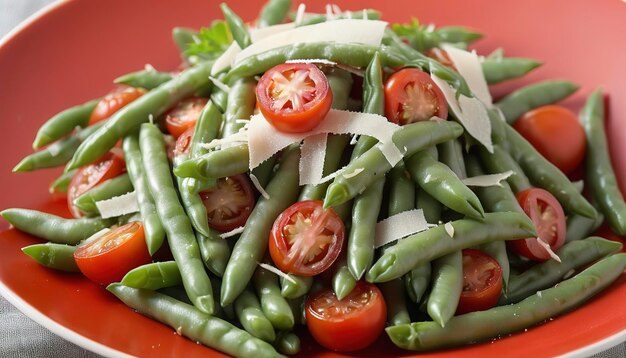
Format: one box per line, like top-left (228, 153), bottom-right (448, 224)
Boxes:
top-left (0, 1), bottom-right (625, 357)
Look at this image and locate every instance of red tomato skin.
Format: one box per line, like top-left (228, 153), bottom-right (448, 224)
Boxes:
top-left (165, 97), bottom-right (208, 138)
top-left (256, 63), bottom-right (332, 133)
top-left (89, 86), bottom-right (145, 125)
top-left (456, 249), bottom-right (503, 315)
top-left (509, 188), bottom-right (566, 261)
top-left (305, 282), bottom-right (386, 352)
top-left (74, 222), bottom-right (151, 285)
top-left (199, 175), bottom-right (255, 233)
top-left (384, 68), bottom-right (448, 125)
top-left (425, 48), bottom-right (457, 70)
top-left (174, 127), bottom-right (194, 157)
top-left (513, 105), bottom-right (586, 174)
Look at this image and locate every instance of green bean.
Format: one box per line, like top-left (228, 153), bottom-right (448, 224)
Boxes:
top-left (114, 69), bottom-right (173, 90)
top-left (66, 61), bottom-right (214, 171)
top-left (502, 122), bottom-right (597, 219)
top-left (416, 189), bottom-right (442, 225)
top-left (139, 123), bottom-right (214, 314)
top-left (33, 99), bottom-right (99, 149)
top-left (479, 241), bottom-right (510, 291)
top-left (174, 155), bottom-right (211, 237)
top-left (437, 26), bottom-right (483, 44)
top-left (296, 9), bottom-right (381, 26)
top-left (73, 173), bottom-right (133, 215)
top-left (107, 284), bottom-right (283, 358)
top-left (406, 148), bottom-right (484, 219)
top-left (438, 139), bottom-right (467, 179)
top-left (566, 213), bottom-right (604, 243)
top-left (221, 147), bottom-right (301, 306)
top-left (404, 263), bottom-right (431, 303)
top-left (253, 266), bottom-right (295, 330)
top-left (2, 208), bottom-right (113, 245)
top-left (580, 89), bottom-right (626, 234)
top-left (196, 231), bottom-right (231, 278)
top-left (191, 101), bottom-right (223, 157)
top-left (251, 157), bottom-right (277, 188)
top-left (227, 42), bottom-right (405, 80)
top-left (222, 78), bottom-right (257, 138)
top-left (392, 21), bottom-right (482, 52)
top-left (123, 135), bottom-right (164, 255)
top-left (121, 261), bottom-right (182, 290)
top-left (386, 253), bottom-right (626, 351)
top-left (388, 163), bottom-right (415, 216)
top-left (495, 80), bottom-right (579, 124)
top-left (274, 332), bottom-right (300, 356)
top-left (22, 243), bottom-right (79, 272)
top-left (366, 212), bottom-right (536, 283)
top-left (481, 57), bottom-right (541, 84)
top-left (501, 237), bottom-right (623, 304)
top-left (175, 144), bottom-right (249, 180)
top-left (234, 288), bottom-right (276, 342)
top-left (280, 274), bottom-right (313, 299)
top-left (221, 3), bottom-right (252, 49)
top-left (49, 169), bottom-right (76, 194)
top-left (427, 251), bottom-right (463, 327)
top-left (324, 120), bottom-right (464, 208)
top-left (380, 278), bottom-right (411, 326)
top-left (479, 144), bottom-right (531, 193)
top-left (257, 0), bottom-right (291, 27)
top-left (286, 296), bottom-right (306, 326)
top-left (332, 256), bottom-right (357, 300)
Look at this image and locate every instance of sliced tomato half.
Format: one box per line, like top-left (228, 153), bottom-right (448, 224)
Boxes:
top-left (174, 127), bottom-right (194, 158)
top-left (269, 200), bottom-right (344, 276)
top-left (199, 175), bottom-right (255, 232)
top-left (456, 249), bottom-right (503, 315)
top-left (165, 97), bottom-right (208, 138)
top-left (256, 63), bottom-right (332, 133)
top-left (425, 48), bottom-right (457, 71)
top-left (89, 85), bottom-right (145, 125)
top-left (384, 67), bottom-right (448, 125)
top-left (509, 188), bottom-right (567, 261)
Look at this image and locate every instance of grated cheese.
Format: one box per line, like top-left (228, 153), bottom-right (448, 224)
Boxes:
top-left (441, 44), bottom-right (493, 107)
top-left (249, 173), bottom-right (270, 200)
top-left (374, 209), bottom-right (428, 248)
top-left (258, 262), bottom-right (297, 284)
top-left (444, 222), bottom-right (455, 238)
top-left (536, 237), bottom-right (562, 262)
top-left (299, 133), bottom-right (328, 185)
top-left (220, 226), bottom-right (245, 239)
top-left (462, 171), bottom-right (514, 187)
top-left (95, 191), bottom-right (139, 219)
top-left (209, 76), bottom-right (231, 93)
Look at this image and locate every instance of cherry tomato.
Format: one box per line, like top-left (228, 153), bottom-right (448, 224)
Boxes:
top-left (173, 127), bottom-right (194, 157)
top-left (593, 224), bottom-right (626, 253)
top-left (509, 188), bottom-right (566, 261)
top-left (67, 152), bottom-right (125, 218)
top-left (199, 175), bottom-right (255, 232)
top-left (89, 86), bottom-right (145, 125)
top-left (384, 68), bottom-right (448, 125)
top-left (513, 105), bottom-right (586, 174)
top-left (256, 63), bottom-right (332, 133)
top-left (165, 97), bottom-right (208, 138)
top-left (306, 281), bottom-right (386, 352)
top-left (425, 48), bottom-right (457, 70)
top-left (74, 222), bottom-right (151, 285)
top-left (269, 200), bottom-right (344, 276)
top-left (456, 249), bottom-right (503, 315)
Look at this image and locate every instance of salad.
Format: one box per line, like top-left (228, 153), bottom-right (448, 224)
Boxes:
top-left (3, 0), bottom-right (626, 356)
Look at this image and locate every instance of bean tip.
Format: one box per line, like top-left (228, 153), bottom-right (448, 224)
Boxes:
top-left (12, 159), bottom-right (32, 173)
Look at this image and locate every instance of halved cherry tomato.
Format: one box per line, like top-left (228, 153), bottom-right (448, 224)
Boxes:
top-left (256, 63), bottom-right (332, 133)
top-left (67, 152), bottom-right (125, 218)
top-left (425, 48), bottom-right (457, 71)
top-left (174, 127), bottom-right (194, 157)
top-left (456, 249), bottom-right (503, 315)
top-left (74, 222), bottom-right (151, 285)
top-left (593, 224), bottom-right (626, 253)
top-left (165, 97), bottom-right (208, 138)
top-left (509, 188), bottom-right (566, 261)
top-left (199, 175), bottom-right (255, 232)
top-left (513, 105), bottom-right (586, 174)
top-left (306, 281), bottom-right (386, 352)
top-left (384, 68), bottom-right (448, 125)
top-left (89, 85), bottom-right (146, 125)
top-left (269, 200), bottom-right (344, 276)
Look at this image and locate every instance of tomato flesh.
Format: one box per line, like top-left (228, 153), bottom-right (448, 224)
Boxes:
top-left (89, 85), bottom-right (145, 125)
top-left (200, 175), bottom-right (255, 232)
top-left (256, 63), bottom-right (332, 133)
top-left (269, 200), bottom-right (344, 276)
top-left (165, 97), bottom-right (208, 138)
top-left (174, 127), bottom-right (194, 157)
top-left (513, 105), bottom-right (586, 174)
top-left (306, 282), bottom-right (386, 352)
top-left (384, 68), bottom-right (448, 125)
top-left (74, 222), bottom-right (151, 285)
top-left (510, 188), bottom-right (566, 261)
top-left (456, 249), bottom-right (503, 314)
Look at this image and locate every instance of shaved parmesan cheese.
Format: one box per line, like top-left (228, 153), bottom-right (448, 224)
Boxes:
top-left (258, 262), bottom-right (297, 284)
top-left (285, 59), bottom-right (338, 66)
top-left (209, 76), bottom-right (231, 93)
top-left (95, 191), bottom-right (139, 219)
top-left (536, 238), bottom-right (562, 262)
top-left (82, 228), bottom-right (110, 246)
top-left (294, 3), bottom-right (306, 26)
top-left (144, 63), bottom-right (156, 72)
top-left (343, 168), bottom-right (364, 179)
top-left (220, 226), bottom-right (245, 239)
top-left (325, 4), bottom-right (335, 20)
top-left (200, 129), bottom-right (248, 150)
top-left (211, 42), bottom-right (241, 75)
top-left (441, 44), bottom-right (492, 107)
top-left (299, 133), bottom-right (328, 185)
top-left (331, 4), bottom-right (342, 16)
top-left (235, 19), bottom-right (387, 64)
top-left (444, 222), bottom-right (455, 238)
top-left (350, 134), bottom-right (359, 145)
top-left (432, 74), bottom-right (493, 153)
top-left (250, 22), bottom-right (295, 42)
top-left (536, 291), bottom-right (543, 298)
top-left (462, 171), bottom-right (514, 187)
top-left (249, 173), bottom-right (270, 200)
top-left (374, 209), bottom-right (428, 248)
top-left (48, 143), bottom-right (62, 157)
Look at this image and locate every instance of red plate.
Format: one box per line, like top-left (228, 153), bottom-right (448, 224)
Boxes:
top-left (1, 0), bottom-right (625, 357)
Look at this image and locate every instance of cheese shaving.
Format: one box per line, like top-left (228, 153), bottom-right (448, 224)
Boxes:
top-left (444, 222), bottom-right (455, 238)
top-left (536, 291), bottom-right (543, 298)
top-left (81, 228), bottom-right (110, 246)
top-left (220, 226), bottom-right (245, 239)
top-left (209, 76), bottom-right (231, 93)
top-left (431, 74), bottom-right (493, 153)
top-left (536, 237), bottom-right (562, 262)
top-left (374, 209), bottom-right (428, 248)
top-left (249, 173), bottom-right (270, 200)
top-left (258, 263), bottom-right (297, 284)
top-left (343, 168), bottom-right (364, 179)
top-left (299, 133), bottom-right (328, 185)
top-left (250, 22), bottom-right (295, 42)
top-left (144, 63), bottom-right (156, 72)
top-left (48, 143), bottom-right (62, 157)
top-left (211, 42), bottom-right (241, 75)
top-left (285, 59), bottom-right (338, 66)
top-left (200, 130), bottom-right (248, 151)
top-left (441, 44), bottom-right (493, 107)
top-left (350, 134), bottom-right (359, 145)
top-left (325, 4), bottom-right (335, 20)
top-left (462, 171), bottom-right (514, 187)
top-left (294, 3), bottom-right (306, 26)
top-left (95, 191), bottom-right (139, 219)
